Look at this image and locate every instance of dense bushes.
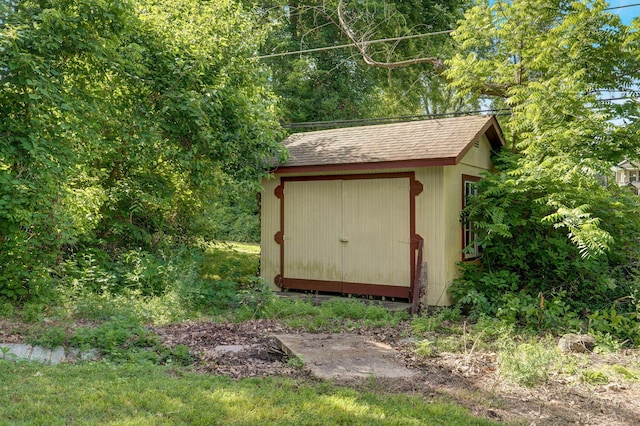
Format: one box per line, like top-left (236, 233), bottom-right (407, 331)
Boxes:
top-left (442, 0), bottom-right (640, 345)
top-left (0, 0), bottom-right (281, 303)
top-left (450, 153), bottom-right (640, 346)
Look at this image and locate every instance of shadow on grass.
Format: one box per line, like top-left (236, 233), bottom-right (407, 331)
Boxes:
top-left (0, 361), bottom-right (499, 425)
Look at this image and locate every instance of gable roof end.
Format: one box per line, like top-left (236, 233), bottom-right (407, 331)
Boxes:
top-left (274, 115), bottom-right (505, 174)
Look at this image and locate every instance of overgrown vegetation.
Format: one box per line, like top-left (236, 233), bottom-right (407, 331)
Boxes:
top-left (445, 0), bottom-right (640, 347)
top-left (410, 310), bottom-right (640, 389)
top-left (1, 5), bottom-right (639, 423)
top-left (0, 0), bottom-right (284, 304)
top-left (2, 0), bottom-right (638, 353)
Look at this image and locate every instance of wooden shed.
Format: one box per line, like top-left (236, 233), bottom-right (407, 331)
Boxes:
top-left (260, 115), bottom-right (504, 307)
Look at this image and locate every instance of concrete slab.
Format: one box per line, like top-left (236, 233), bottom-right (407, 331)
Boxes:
top-left (0, 344), bottom-right (96, 365)
top-left (50, 346), bottom-right (66, 364)
top-left (0, 343), bottom-right (31, 360)
top-left (214, 344), bottom-right (257, 354)
top-left (30, 345), bottom-right (52, 363)
top-left (274, 333), bottom-right (417, 380)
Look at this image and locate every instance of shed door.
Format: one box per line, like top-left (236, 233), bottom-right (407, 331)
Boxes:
top-left (284, 180), bottom-right (343, 283)
top-left (342, 178), bottom-right (410, 286)
top-left (282, 176), bottom-right (411, 295)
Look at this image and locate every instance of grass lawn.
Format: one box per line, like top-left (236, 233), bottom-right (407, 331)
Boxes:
top-left (0, 361), bottom-right (497, 425)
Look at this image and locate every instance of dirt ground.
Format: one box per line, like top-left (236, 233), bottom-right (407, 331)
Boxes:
top-left (2, 319), bottom-right (640, 425)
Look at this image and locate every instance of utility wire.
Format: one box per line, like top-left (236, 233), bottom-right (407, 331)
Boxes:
top-left (283, 109), bottom-right (509, 129)
top-left (256, 30), bottom-right (452, 59)
top-left (282, 96), bottom-right (638, 129)
top-left (606, 2), bottom-right (640, 11)
top-left (255, 3), bottom-right (640, 60)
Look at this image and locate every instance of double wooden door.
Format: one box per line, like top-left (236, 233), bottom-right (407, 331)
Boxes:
top-left (281, 176), bottom-right (411, 296)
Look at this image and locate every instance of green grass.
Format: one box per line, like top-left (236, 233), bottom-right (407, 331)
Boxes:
top-left (240, 297), bottom-right (409, 330)
top-left (0, 361), bottom-right (497, 426)
top-left (201, 242), bottom-right (260, 283)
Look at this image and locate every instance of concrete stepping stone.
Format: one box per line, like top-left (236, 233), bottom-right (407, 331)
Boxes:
top-left (274, 333), bottom-right (417, 380)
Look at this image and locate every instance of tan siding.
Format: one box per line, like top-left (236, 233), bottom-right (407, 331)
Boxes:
top-left (458, 135), bottom-right (493, 171)
top-left (342, 178), bottom-right (410, 286)
top-left (415, 167), bottom-right (449, 306)
top-left (441, 166), bottom-right (463, 306)
top-left (260, 177), bottom-right (281, 290)
top-left (283, 180), bottom-right (343, 281)
top-left (438, 135), bottom-right (495, 305)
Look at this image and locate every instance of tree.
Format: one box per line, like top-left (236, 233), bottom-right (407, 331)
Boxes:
top-left (0, 0), bottom-right (284, 300)
top-left (445, 0), bottom-right (640, 320)
top-left (255, 0), bottom-right (477, 126)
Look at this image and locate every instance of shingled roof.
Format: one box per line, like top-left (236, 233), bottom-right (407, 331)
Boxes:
top-left (275, 115), bottom-right (504, 173)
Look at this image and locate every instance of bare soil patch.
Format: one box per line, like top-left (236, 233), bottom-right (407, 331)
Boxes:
top-left (3, 319), bottom-right (640, 425)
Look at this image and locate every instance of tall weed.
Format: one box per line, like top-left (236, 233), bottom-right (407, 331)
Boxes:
top-left (498, 336), bottom-right (563, 387)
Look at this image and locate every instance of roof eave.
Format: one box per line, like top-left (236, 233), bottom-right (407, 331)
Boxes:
top-left (273, 158), bottom-right (457, 175)
top-left (452, 116), bottom-right (506, 165)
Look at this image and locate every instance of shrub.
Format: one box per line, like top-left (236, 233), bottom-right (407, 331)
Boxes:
top-left (588, 306), bottom-right (640, 348)
top-left (450, 152), bottom-right (640, 345)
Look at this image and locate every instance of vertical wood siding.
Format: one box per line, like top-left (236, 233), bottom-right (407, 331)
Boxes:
top-left (283, 180), bottom-right (343, 282)
top-left (260, 177), bottom-right (281, 289)
top-left (415, 167), bottom-right (447, 306)
top-left (341, 178), bottom-right (410, 286)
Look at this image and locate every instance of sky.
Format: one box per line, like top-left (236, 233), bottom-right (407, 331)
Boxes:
top-left (604, 0), bottom-right (639, 25)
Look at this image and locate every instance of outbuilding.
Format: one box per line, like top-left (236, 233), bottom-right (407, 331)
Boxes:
top-left (260, 115), bottom-right (505, 307)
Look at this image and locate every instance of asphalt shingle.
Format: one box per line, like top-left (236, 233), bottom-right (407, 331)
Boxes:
top-left (279, 115), bottom-right (503, 170)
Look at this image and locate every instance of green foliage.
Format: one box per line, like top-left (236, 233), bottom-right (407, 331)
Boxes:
top-left (0, 301), bottom-right (14, 318)
top-left (581, 370), bottom-right (609, 385)
top-left (449, 166), bottom-right (640, 339)
top-left (286, 355), bottom-right (305, 369)
top-left (495, 292), bottom-right (581, 331)
top-left (498, 337), bottom-right (563, 387)
top-left (445, 1), bottom-right (640, 343)
top-left (446, 3), bottom-right (640, 244)
top-left (257, 0), bottom-right (475, 126)
top-left (204, 183), bottom-right (261, 243)
top-left (36, 241), bottom-right (266, 326)
top-left (414, 340), bottom-right (437, 358)
top-left (25, 325), bottom-right (68, 349)
top-left (411, 307), bottom-right (463, 335)
top-left (70, 317), bottom-right (193, 366)
top-left (0, 0), bottom-right (284, 302)
top-left (588, 306), bottom-right (640, 348)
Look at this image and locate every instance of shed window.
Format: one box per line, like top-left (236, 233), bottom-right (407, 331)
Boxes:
top-left (462, 176), bottom-right (480, 260)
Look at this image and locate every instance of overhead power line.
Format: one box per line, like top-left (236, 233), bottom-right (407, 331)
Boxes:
top-left (282, 108), bottom-right (510, 129)
top-left (255, 3), bottom-right (640, 60)
top-left (606, 2), bottom-right (640, 11)
top-left (255, 30), bottom-right (453, 59)
top-left (282, 96), bottom-right (638, 129)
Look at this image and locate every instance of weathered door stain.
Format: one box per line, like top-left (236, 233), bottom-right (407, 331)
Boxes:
top-left (283, 177), bottom-right (410, 288)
